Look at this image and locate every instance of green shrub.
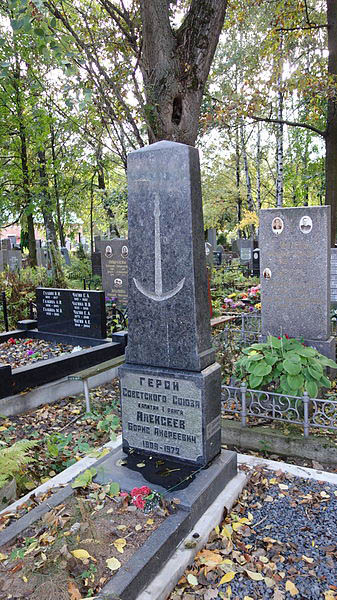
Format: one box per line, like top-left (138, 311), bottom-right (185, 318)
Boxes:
top-left (0, 267), bottom-right (50, 329)
top-left (65, 255), bottom-right (92, 282)
top-left (235, 335), bottom-right (337, 398)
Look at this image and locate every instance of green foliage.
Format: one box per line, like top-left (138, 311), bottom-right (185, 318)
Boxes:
top-left (235, 335), bottom-right (337, 398)
top-left (65, 254), bottom-right (92, 283)
top-left (0, 267), bottom-right (50, 330)
top-left (0, 439), bottom-right (36, 488)
top-left (71, 467), bottom-right (97, 489)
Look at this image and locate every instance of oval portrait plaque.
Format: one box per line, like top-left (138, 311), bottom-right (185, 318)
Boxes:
top-left (272, 217), bottom-right (284, 235)
top-left (299, 215), bottom-right (312, 234)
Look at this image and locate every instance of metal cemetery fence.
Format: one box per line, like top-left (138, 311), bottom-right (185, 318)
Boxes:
top-left (213, 310), bottom-right (261, 349)
top-left (222, 383), bottom-right (337, 438)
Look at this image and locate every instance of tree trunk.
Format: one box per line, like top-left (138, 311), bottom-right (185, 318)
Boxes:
top-left (235, 124), bottom-right (242, 236)
top-left (276, 44), bottom-right (284, 208)
top-left (96, 147), bottom-right (120, 237)
top-left (240, 120), bottom-right (254, 212)
top-left (12, 51), bottom-right (36, 266)
top-left (139, 0), bottom-right (228, 145)
top-left (256, 122), bottom-right (261, 211)
top-left (50, 118), bottom-right (66, 247)
top-left (326, 0), bottom-right (337, 243)
top-left (38, 150), bottom-right (66, 286)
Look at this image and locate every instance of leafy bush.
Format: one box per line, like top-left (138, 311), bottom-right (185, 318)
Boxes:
top-left (235, 335), bottom-right (337, 398)
top-left (0, 267), bottom-right (50, 330)
top-left (0, 439), bottom-right (36, 488)
top-left (65, 254), bottom-right (92, 283)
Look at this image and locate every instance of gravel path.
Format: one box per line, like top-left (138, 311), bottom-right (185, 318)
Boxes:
top-left (170, 465), bottom-right (337, 600)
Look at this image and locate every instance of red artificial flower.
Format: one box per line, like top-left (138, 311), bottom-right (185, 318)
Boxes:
top-left (138, 486), bottom-right (151, 496)
top-left (278, 336), bottom-right (281, 340)
top-left (8, 337), bottom-right (16, 344)
top-left (285, 334), bottom-right (289, 339)
top-left (133, 494), bottom-right (146, 509)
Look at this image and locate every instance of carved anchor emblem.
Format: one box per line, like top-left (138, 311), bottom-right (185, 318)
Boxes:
top-left (133, 193), bottom-right (185, 301)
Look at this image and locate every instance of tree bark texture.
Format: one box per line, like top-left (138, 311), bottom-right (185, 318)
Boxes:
top-left (12, 53), bottom-right (36, 266)
top-left (326, 0), bottom-right (337, 243)
top-left (139, 0), bottom-right (228, 145)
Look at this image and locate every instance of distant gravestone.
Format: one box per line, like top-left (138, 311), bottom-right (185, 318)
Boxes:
top-left (260, 206), bottom-right (335, 359)
top-left (36, 246), bottom-right (49, 269)
top-left (36, 288), bottom-right (106, 339)
top-left (207, 228), bottom-right (217, 248)
top-left (61, 247), bottom-right (71, 266)
top-left (213, 251), bottom-right (222, 266)
top-left (205, 241), bottom-right (213, 268)
top-left (252, 248), bottom-right (260, 277)
top-left (119, 141), bottom-right (221, 466)
top-left (97, 239), bottom-right (128, 306)
top-left (331, 248), bottom-right (337, 307)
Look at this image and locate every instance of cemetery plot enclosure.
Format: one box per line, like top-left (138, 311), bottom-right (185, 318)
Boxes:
top-left (0, 328), bottom-right (126, 400)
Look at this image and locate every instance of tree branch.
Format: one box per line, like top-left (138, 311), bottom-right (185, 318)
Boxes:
top-left (249, 114), bottom-right (326, 137)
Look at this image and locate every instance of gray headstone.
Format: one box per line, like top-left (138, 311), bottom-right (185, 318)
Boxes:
top-left (205, 241), bottom-right (213, 268)
top-left (331, 248), bottom-right (337, 307)
top-left (260, 206), bottom-right (335, 358)
top-left (97, 239), bottom-right (128, 306)
top-left (207, 228), bottom-right (217, 248)
top-left (119, 141), bottom-right (221, 466)
top-left (60, 247), bottom-right (71, 266)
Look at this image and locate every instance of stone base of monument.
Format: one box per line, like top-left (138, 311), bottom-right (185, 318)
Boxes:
top-left (119, 362), bottom-right (222, 466)
top-left (94, 446), bottom-right (237, 600)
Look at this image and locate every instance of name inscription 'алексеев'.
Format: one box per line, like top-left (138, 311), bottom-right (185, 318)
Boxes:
top-left (121, 372), bottom-right (204, 461)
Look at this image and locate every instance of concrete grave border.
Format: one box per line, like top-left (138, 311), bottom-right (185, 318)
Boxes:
top-left (0, 327), bottom-right (126, 400)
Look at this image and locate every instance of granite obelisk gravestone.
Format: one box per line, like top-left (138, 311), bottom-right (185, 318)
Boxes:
top-left (260, 206), bottom-right (335, 359)
top-left (119, 141), bottom-right (221, 466)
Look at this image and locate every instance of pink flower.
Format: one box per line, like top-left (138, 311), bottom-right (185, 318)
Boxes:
top-left (120, 492), bottom-right (129, 498)
top-left (138, 486), bottom-right (151, 496)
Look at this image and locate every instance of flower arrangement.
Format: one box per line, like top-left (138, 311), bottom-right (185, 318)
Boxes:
top-left (120, 486), bottom-right (162, 513)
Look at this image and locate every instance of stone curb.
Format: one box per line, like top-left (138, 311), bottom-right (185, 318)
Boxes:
top-left (237, 453), bottom-right (337, 485)
top-left (0, 357), bottom-right (124, 417)
top-left (221, 419), bottom-right (337, 465)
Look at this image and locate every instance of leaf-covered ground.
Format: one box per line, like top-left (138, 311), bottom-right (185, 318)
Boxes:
top-left (0, 482), bottom-right (167, 600)
top-left (169, 464), bottom-right (337, 600)
top-left (0, 379), bottom-right (121, 497)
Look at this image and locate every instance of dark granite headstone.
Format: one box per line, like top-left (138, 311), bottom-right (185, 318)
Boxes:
top-left (119, 141), bottom-right (221, 466)
top-left (331, 248), bottom-right (337, 307)
top-left (252, 247), bottom-right (260, 277)
top-left (97, 239), bottom-right (128, 306)
top-left (213, 251), bottom-right (222, 266)
top-left (36, 287), bottom-right (106, 339)
top-left (91, 251), bottom-right (102, 276)
top-left (260, 206), bottom-right (335, 359)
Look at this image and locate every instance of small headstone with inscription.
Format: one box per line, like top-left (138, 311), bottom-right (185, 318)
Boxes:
top-left (97, 239), bottom-right (128, 306)
top-left (260, 206), bottom-right (335, 359)
top-left (36, 288), bottom-right (106, 339)
top-left (119, 141), bottom-right (222, 467)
